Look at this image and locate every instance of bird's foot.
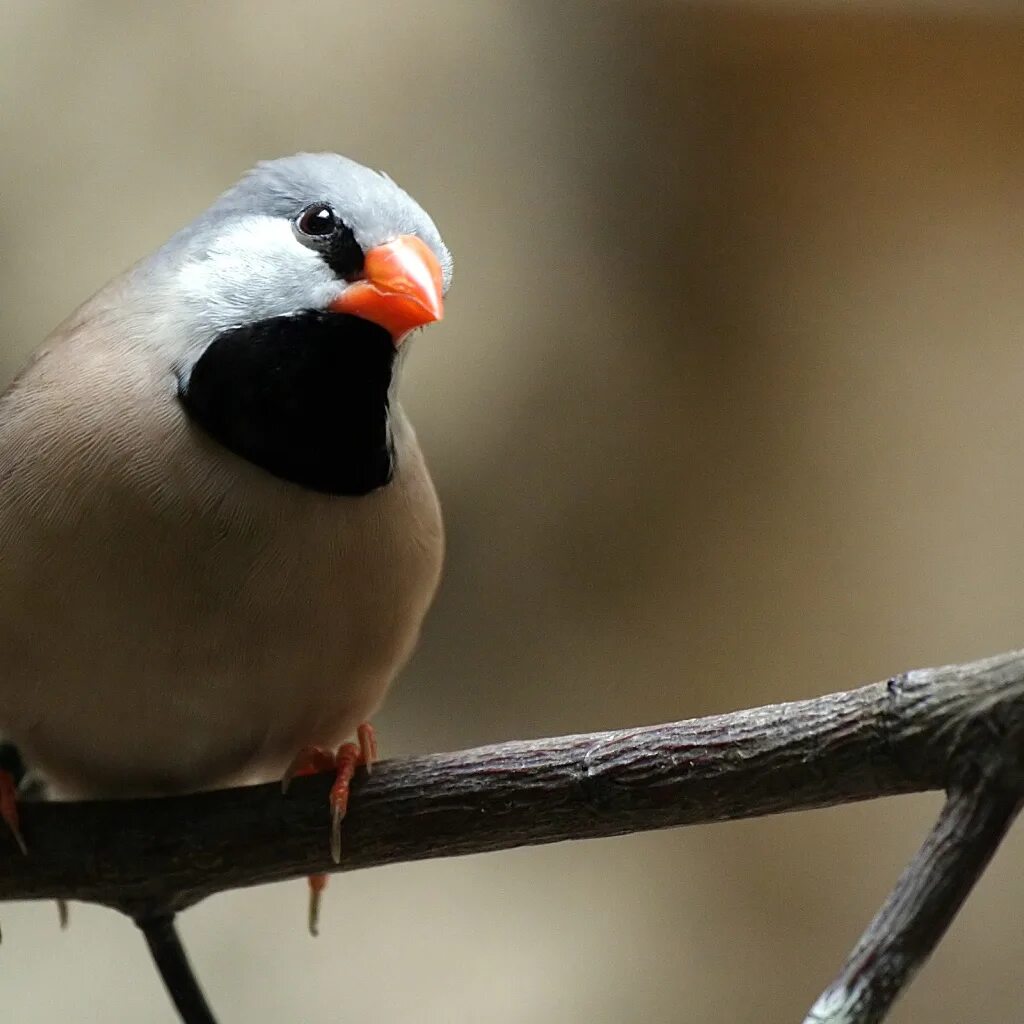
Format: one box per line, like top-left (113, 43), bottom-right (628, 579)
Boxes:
top-left (282, 723), bottom-right (377, 858)
top-left (0, 768), bottom-right (27, 856)
top-left (0, 743), bottom-right (67, 929)
top-left (282, 723), bottom-right (378, 936)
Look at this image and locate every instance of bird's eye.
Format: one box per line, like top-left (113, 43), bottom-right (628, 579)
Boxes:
top-left (294, 202), bottom-right (365, 279)
top-left (296, 203), bottom-right (338, 237)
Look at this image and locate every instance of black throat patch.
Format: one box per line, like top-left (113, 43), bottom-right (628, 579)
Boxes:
top-left (181, 311), bottom-right (396, 496)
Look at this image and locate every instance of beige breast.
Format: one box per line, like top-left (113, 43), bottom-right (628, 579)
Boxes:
top-left (0, 319), bottom-right (444, 798)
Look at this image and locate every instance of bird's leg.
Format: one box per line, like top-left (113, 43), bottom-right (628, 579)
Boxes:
top-left (0, 769), bottom-right (27, 856)
top-left (282, 723), bottom-right (378, 936)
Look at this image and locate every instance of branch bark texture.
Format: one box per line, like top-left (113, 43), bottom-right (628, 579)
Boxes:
top-left (2, 648), bottom-right (1023, 1022)
top-left (805, 778), bottom-right (1022, 1024)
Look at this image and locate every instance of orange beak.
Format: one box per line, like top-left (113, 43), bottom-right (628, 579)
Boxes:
top-left (329, 234), bottom-right (444, 345)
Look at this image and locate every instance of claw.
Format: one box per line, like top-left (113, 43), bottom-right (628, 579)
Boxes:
top-left (307, 873), bottom-right (327, 937)
top-left (0, 770), bottom-right (27, 856)
top-left (330, 802), bottom-right (343, 866)
top-left (283, 723), bottom-right (379, 933)
top-left (328, 742), bottom-right (360, 865)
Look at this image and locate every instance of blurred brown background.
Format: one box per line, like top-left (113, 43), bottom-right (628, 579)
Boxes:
top-left (2, 1), bottom-right (1024, 1021)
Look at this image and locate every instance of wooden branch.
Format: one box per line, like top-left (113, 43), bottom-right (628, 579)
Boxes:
top-left (804, 778), bottom-right (1022, 1023)
top-left (2, 648), bottom-right (1024, 1024)
top-left (138, 914), bottom-right (218, 1024)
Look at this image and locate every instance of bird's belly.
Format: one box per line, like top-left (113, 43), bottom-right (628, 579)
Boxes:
top-left (0, 448), bottom-right (442, 798)
top-left (0, 548), bottom-right (423, 798)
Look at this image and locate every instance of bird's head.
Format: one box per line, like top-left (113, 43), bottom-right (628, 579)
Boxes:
top-left (165, 151), bottom-right (452, 358)
top-left (150, 153), bottom-right (453, 496)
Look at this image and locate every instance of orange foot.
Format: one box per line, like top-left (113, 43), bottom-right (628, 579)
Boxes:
top-left (0, 768), bottom-right (27, 856)
top-left (1, 753), bottom-right (66, 929)
top-left (281, 722), bottom-right (377, 936)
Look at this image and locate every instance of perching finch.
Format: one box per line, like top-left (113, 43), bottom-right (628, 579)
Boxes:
top-left (0, 153), bottom-right (451, 1015)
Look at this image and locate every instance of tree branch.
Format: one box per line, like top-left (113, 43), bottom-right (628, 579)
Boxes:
top-left (804, 778), bottom-right (1022, 1023)
top-left (137, 914), bottom-right (218, 1024)
top-left (2, 648), bottom-right (1024, 1023)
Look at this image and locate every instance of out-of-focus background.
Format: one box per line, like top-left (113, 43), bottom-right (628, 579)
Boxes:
top-left (2, 1), bottom-right (1024, 1020)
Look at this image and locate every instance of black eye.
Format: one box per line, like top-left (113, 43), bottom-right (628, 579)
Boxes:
top-left (294, 202), bottom-right (365, 279)
top-left (296, 203), bottom-right (337, 236)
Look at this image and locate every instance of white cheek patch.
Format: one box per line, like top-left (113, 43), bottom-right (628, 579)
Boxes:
top-left (175, 216), bottom-right (342, 349)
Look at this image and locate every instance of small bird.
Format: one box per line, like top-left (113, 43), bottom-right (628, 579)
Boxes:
top-left (0, 153), bottom-right (451, 1014)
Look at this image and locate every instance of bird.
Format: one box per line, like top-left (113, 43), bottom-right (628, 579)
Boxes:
top-left (0, 153), bottom-right (452, 1019)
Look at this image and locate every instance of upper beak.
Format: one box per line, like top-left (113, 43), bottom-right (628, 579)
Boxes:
top-left (329, 234), bottom-right (444, 345)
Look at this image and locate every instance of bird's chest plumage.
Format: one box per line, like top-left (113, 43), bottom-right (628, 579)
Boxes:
top-left (0, 343), bottom-right (443, 797)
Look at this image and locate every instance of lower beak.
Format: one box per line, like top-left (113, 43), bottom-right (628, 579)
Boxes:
top-left (329, 234), bottom-right (444, 345)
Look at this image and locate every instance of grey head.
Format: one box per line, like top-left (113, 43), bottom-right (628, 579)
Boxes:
top-left (144, 152), bottom-right (453, 365)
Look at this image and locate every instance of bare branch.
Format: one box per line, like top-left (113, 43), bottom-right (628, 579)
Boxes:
top-left (804, 779), bottom-right (1022, 1023)
top-left (1, 648), bottom-right (1023, 1023)
top-left (137, 914), bottom-right (218, 1024)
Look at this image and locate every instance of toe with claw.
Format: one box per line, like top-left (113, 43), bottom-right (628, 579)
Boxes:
top-left (0, 768), bottom-right (27, 856)
top-left (282, 723), bottom-right (378, 935)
